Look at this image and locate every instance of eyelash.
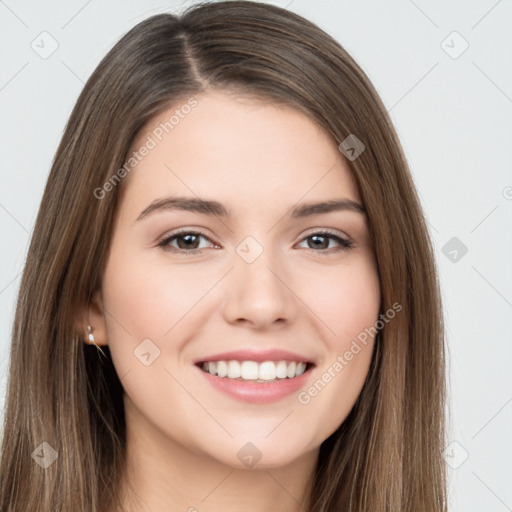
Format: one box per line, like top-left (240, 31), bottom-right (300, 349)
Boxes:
top-left (157, 228), bottom-right (353, 255)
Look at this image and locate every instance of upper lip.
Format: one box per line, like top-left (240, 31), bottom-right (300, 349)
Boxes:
top-left (195, 348), bottom-right (315, 364)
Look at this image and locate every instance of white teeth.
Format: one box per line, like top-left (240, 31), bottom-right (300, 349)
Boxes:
top-left (241, 361), bottom-right (259, 380)
top-left (200, 360), bottom-right (310, 381)
top-left (296, 362), bottom-right (306, 376)
top-left (275, 361), bottom-right (288, 379)
top-left (227, 361), bottom-right (241, 378)
top-left (258, 361), bottom-right (276, 381)
top-left (286, 361), bottom-right (297, 378)
top-left (216, 361), bottom-right (228, 378)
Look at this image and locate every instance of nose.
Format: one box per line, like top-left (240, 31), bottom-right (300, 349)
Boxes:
top-left (221, 245), bottom-right (298, 330)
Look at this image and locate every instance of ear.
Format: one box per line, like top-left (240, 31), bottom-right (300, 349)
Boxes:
top-left (79, 289), bottom-right (109, 346)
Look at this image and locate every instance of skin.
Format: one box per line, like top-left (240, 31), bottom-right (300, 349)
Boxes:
top-left (87, 90), bottom-right (381, 512)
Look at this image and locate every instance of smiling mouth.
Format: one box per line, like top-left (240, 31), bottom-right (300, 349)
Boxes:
top-left (196, 360), bottom-right (314, 383)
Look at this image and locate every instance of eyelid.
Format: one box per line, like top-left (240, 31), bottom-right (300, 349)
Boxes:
top-left (299, 226), bottom-right (350, 240)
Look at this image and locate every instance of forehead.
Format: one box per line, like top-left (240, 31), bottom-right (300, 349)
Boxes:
top-left (121, 90), bottom-right (361, 210)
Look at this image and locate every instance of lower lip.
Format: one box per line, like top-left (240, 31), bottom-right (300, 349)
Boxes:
top-left (196, 365), bottom-right (313, 404)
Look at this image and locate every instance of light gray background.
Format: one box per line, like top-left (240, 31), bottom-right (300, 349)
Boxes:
top-left (0, 1), bottom-right (511, 510)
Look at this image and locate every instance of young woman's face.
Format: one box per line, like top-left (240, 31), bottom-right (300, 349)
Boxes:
top-left (96, 90), bottom-right (380, 469)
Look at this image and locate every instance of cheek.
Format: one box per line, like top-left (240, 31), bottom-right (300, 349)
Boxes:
top-left (296, 256), bottom-right (380, 431)
top-left (101, 246), bottom-right (219, 341)
top-left (307, 255), bottom-right (381, 345)
top-left (100, 248), bottom-right (217, 425)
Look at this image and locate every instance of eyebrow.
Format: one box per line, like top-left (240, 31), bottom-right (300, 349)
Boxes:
top-left (135, 196), bottom-right (366, 221)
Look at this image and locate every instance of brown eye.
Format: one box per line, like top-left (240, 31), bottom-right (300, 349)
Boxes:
top-left (298, 231), bottom-right (353, 253)
top-left (175, 233), bottom-right (201, 250)
top-left (158, 230), bottom-right (216, 253)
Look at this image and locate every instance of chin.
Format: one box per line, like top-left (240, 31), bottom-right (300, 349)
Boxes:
top-left (201, 434), bottom-right (317, 470)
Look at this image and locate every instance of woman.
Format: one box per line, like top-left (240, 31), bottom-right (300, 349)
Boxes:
top-left (0, 1), bottom-right (447, 510)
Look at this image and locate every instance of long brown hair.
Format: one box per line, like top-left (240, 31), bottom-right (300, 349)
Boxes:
top-left (0, 2), bottom-right (446, 510)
